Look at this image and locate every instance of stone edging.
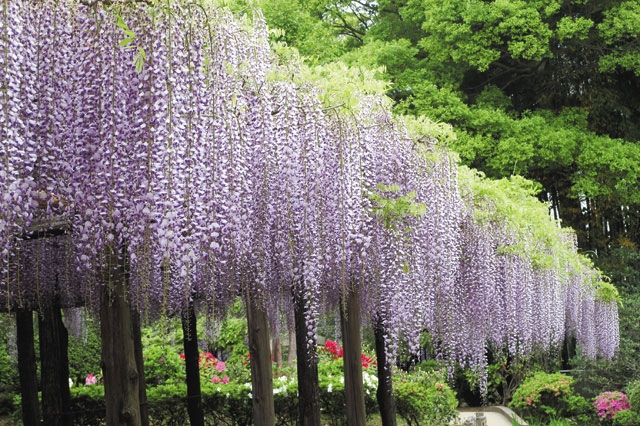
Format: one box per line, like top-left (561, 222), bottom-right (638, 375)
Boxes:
top-left (457, 406), bottom-right (528, 425)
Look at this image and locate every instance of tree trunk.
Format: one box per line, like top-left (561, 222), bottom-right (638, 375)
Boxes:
top-left (287, 322), bottom-right (297, 367)
top-left (16, 308), bottom-right (41, 426)
top-left (181, 303), bottom-right (204, 426)
top-left (340, 288), bottom-right (366, 426)
top-left (273, 335), bottom-right (282, 369)
top-left (294, 291), bottom-right (321, 426)
top-left (100, 245), bottom-right (141, 426)
top-left (374, 315), bottom-right (396, 426)
top-left (246, 292), bottom-right (275, 426)
top-left (561, 334), bottom-right (576, 372)
top-left (39, 301), bottom-right (72, 426)
top-left (131, 310), bottom-right (149, 426)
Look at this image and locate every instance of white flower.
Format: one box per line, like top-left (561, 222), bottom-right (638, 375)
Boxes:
top-left (68, 378), bottom-right (73, 388)
top-left (273, 386), bottom-right (287, 395)
top-left (248, 392), bottom-right (253, 399)
top-left (217, 387), bottom-right (222, 392)
top-left (362, 372), bottom-right (379, 390)
top-left (327, 383), bottom-right (332, 393)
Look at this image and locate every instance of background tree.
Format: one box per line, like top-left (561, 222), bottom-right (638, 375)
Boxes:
top-left (258, 0), bottom-right (640, 256)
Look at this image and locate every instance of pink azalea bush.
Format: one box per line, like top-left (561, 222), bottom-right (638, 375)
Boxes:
top-left (85, 374), bottom-right (97, 385)
top-left (179, 351), bottom-right (231, 385)
top-left (594, 391), bottom-right (630, 421)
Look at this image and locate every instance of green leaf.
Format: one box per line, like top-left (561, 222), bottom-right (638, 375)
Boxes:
top-left (119, 37), bottom-right (134, 47)
top-left (115, 15), bottom-right (129, 30)
top-left (134, 48), bottom-right (146, 73)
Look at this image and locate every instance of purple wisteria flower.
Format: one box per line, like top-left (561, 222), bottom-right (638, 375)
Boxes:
top-left (0, 0), bottom-right (619, 392)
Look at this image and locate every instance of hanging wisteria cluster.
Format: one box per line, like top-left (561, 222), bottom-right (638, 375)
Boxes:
top-left (0, 0), bottom-right (618, 386)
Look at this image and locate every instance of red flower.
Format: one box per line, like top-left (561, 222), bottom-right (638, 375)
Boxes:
top-left (198, 351), bottom-right (218, 369)
top-left (324, 340), bottom-right (343, 359)
top-left (361, 353), bottom-right (377, 368)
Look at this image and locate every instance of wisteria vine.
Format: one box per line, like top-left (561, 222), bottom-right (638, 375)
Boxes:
top-left (0, 0), bottom-right (619, 392)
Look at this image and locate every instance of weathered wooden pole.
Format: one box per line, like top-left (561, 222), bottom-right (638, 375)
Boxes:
top-left (17, 216), bottom-right (72, 425)
top-left (293, 290), bottom-right (321, 426)
top-left (181, 302), bottom-right (204, 426)
top-left (246, 291), bottom-right (275, 426)
top-left (39, 298), bottom-right (72, 426)
top-left (131, 310), bottom-right (149, 426)
top-left (340, 287), bottom-right (366, 426)
top-left (272, 335), bottom-right (282, 369)
top-left (287, 322), bottom-right (297, 367)
top-left (100, 245), bottom-right (141, 426)
top-left (374, 314), bottom-right (396, 426)
top-left (16, 308), bottom-right (41, 426)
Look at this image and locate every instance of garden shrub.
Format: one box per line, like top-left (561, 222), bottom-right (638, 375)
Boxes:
top-left (64, 378), bottom-right (298, 426)
top-left (393, 368), bottom-right (458, 426)
top-left (317, 354), bottom-right (379, 426)
top-left (143, 345), bottom-right (186, 385)
top-left (67, 316), bottom-right (102, 386)
top-left (593, 391), bottom-right (630, 422)
top-left (626, 380), bottom-right (640, 411)
top-left (200, 299), bottom-right (250, 366)
top-left (8, 329), bottom-right (462, 426)
top-left (612, 409), bottom-right (640, 426)
top-left (0, 315), bottom-right (18, 416)
top-left (510, 371), bottom-right (591, 422)
top-left (69, 385), bottom-right (106, 426)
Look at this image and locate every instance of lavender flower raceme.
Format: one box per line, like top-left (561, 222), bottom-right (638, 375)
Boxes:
top-left (0, 0), bottom-right (619, 394)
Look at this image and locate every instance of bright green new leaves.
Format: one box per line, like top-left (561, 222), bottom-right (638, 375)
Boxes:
top-left (298, 62), bottom-right (390, 110)
top-left (459, 167), bottom-right (547, 239)
top-left (114, 14), bottom-right (146, 73)
top-left (116, 15), bottom-right (136, 47)
top-left (400, 115), bottom-right (457, 147)
top-left (340, 38), bottom-right (418, 78)
top-left (258, 0), bottom-right (346, 61)
top-left (574, 136), bottom-right (640, 205)
top-left (598, 1), bottom-right (640, 75)
top-left (367, 183), bottom-right (426, 231)
top-left (458, 166), bottom-right (593, 278)
top-left (596, 280), bottom-right (621, 304)
top-left (420, 0), bottom-right (554, 71)
top-left (556, 16), bottom-right (593, 41)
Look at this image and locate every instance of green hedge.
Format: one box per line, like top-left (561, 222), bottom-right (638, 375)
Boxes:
top-left (510, 372), bottom-right (592, 423)
top-left (9, 367), bottom-right (456, 425)
top-left (59, 380), bottom-right (362, 426)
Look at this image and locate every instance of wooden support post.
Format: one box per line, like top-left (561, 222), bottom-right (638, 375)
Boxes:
top-left (182, 302), bottom-right (204, 426)
top-left (100, 245), bottom-right (141, 426)
top-left (340, 288), bottom-right (366, 426)
top-left (131, 310), bottom-right (149, 426)
top-left (246, 292), bottom-right (275, 426)
top-left (374, 314), bottom-right (396, 426)
top-left (287, 322), bottom-right (297, 367)
top-left (16, 308), bottom-right (41, 426)
top-left (294, 290), bottom-right (321, 426)
top-left (39, 300), bottom-right (72, 426)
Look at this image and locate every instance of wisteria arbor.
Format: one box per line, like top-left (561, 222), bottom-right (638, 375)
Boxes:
top-left (0, 1), bottom-right (620, 426)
